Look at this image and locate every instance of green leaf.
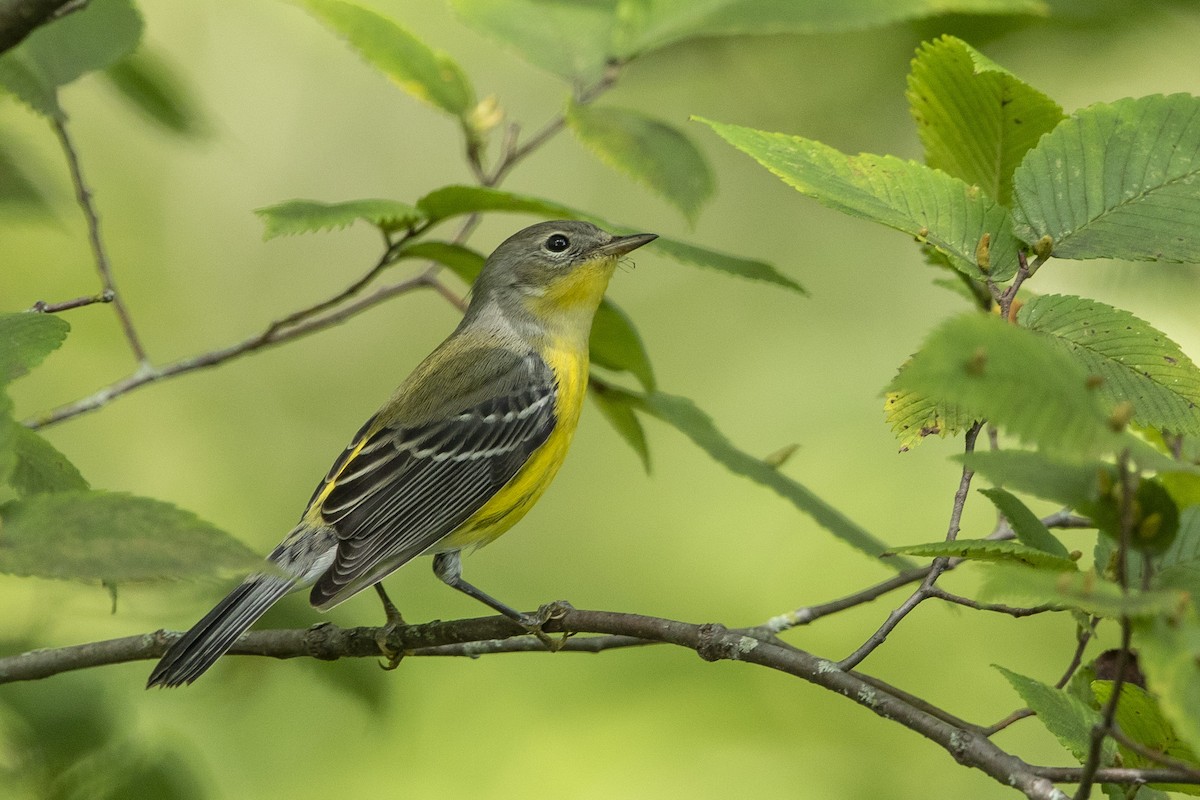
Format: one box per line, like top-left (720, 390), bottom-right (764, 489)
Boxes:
top-left (980, 563), bottom-right (1184, 619)
top-left (616, 388), bottom-right (908, 568)
top-left (447, 0), bottom-right (616, 83)
top-left (0, 393), bottom-right (15, 488)
top-left (254, 199), bottom-right (423, 240)
top-left (883, 387), bottom-right (973, 451)
top-left (1019, 294), bottom-right (1200, 436)
top-left (646, 235), bottom-right (805, 294)
top-left (1155, 506), bottom-right (1200, 610)
top-left (0, 0), bottom-right (143, 118)
top-left (892, 312), bottom-right (1117, 454)
top-left (567, 102), bottom-right (713, 224)
top-left (0, 138), bottom-right (51, 213)
top-left (1012, 94), bottom-right (1200, 262)
top-left (614, 0), bottom-right (1048, 59)
top-left (395, 241), bottom-right (486, 284)
top-left (298, 0), bottom-right (473, 117)
top-left (963, 449), bottom-right (1110, 509)
top-left (978, 487), bottom-right (1070, 557)
top-left (416, 185), bottom-right (575, 223)
top-left (887, 538), bottom-right (1077, 570)
top-left (8, 426), bottom-right (88, 496)
top-left (590, 382), bottom-right (651, 472)
top-left (0, 312), bottom-right (69, 384)
top-left (414, 186), bottom-right (804, 292)
top-left (1092, 681), bottom-right (1200, 794)
top-left (0, 491), bottom-right (261, 583)
top-left (100, 48), bottom-right (208, 137)
top-left (907, 35), bottom-right (1064, 207)
top-left (995, 665), bottom-right (1115, 764)
top-left (1136, 613), bottom-right (1200, 755)
top-left (590, 300), bottom-right (655, 391)
top-left (697, 117), bottom-right (1022, 280)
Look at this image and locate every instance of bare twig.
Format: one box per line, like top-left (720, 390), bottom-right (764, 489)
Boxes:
top-left (52, 116), bottom-right (149, 365)
top-left (838, 420), bottom-right (984, 670)
top-left (27, 272), bottom-right (451, 429)
top-left (29, 289), bottom-right (114, 313)
top-left (926, 587), bottom-right (1057, 617)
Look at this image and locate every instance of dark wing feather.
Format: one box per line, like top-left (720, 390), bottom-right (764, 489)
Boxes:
top-left (307, 351), bottom-right (556, 609)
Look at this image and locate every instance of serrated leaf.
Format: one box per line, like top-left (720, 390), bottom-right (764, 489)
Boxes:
top-left (590, 300), bottom-right (655, 391)
top-left (613, 0), bottom-right (1047, 59)
top-left (448, 0), bottom-right (616, 83)
top-left (894, 312), bottom-right (1117, 454)
top-left (567, 102), bottom-right (713, 223)
top-left (394, 241), bottom-right (486, 285)
top-left (590, 382), bottom-right (650, 472)
top-left (1092, 681), bottom-right (1200, 795)
top-left (0, 0), bottom-right (143, 118)
top-left (298, 0), bottom-right (473, 117)
top-left (613, 388), bottom-right (909, 568)
top-left (0, 312), bottom-right (69, 384)
top-left (979, 487), bottom-right (1069, 557)
top-left (1019, 294), bottom-right (1200, 436)
top-left (697, 117), bottom-right (1022, 280)
top-left (883, 388), bottom-right (973, 451)
top-left (995, 665), bottom-right (1115, 764)
top-left (9, 426), bottom-right (88, 496)
top-left (907, 35), bottom-right (1064, 206)
top-left (414, 186), bottom-right (803, 292)
top-left (980, 563), bottom-right (1184, 618)
top-left (100, 48), bottom-right (207, 137)
top-left (254, 199), bottom-right (423, 240)
top-left (1136, 613), bottom-right (1200, 755)
top-left (888, 538), bottom-right (1076, 569)
top-left (1154, 506), bottom-right (1200, 611)
top-left (0, 491), bottom-right (261, 583)
top-left (1012, 94), bottom-right (1200, 262)
top-left (963, 449), bottom-right (1110, 509)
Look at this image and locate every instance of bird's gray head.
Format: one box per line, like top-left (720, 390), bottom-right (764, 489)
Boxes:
top-left (471, 220), bottom-right (656, 312)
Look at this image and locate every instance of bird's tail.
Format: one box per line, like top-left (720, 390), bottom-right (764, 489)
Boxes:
top-left (147, 574), bottom-right (296, 688)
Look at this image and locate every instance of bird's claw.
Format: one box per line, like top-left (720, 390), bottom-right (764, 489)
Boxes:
top-left (517, 600), bottom-right (574, 652)
top-left (375, 623), bottom-right (405, 671)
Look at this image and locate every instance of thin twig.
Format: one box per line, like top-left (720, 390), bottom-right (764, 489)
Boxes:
top-left (27, 272), bottom-right (450, 429)
top-left (29, 289), bottom-right (114, 313)
top-left (51, 116), bottom-right (148, 365)
top-left (1074, 452), bottom-right (1136, 800)
top-left (926, 587), bottom-right (1057, 617)
top-left (838, 420), bottom-right (984, 670)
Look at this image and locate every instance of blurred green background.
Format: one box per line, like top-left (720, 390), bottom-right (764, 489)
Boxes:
top-left (4, 1), bottom-right (1200, 797)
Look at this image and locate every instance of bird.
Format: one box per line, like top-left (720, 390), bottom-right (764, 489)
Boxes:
top-left (147, 219), bottom-right (656, 687)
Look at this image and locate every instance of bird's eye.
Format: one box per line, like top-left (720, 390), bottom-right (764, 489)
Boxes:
top-left (545, 234), bottom-right (570, 253)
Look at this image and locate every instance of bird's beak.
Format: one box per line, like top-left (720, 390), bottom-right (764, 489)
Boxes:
top-left (592, 232), bottom-right (658, 259)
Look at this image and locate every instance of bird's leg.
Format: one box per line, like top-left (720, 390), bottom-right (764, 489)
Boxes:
top-left (373, 582), bottom-right (406, 670)
top-left (432, 552), bottom-right (567, 650)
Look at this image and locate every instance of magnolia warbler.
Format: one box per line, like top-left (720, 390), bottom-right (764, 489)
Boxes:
top-left (148, 220), bottom-right (656, 687)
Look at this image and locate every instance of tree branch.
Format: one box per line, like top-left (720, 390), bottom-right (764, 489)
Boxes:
top-left (5, 610), bottom-right (1197, 799)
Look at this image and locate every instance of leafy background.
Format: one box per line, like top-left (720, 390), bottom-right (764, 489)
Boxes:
top-left (4, 0), bottom-right (1200, 798)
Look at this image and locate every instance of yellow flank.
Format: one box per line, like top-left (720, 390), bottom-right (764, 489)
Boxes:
top-left (440, 336), bottom-right (589, 551)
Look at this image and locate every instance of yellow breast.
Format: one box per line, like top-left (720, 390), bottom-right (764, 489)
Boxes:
top-left (440, 339), bottom-right (589, 550)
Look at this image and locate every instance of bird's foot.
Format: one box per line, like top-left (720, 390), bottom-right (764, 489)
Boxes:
top-left (373, 583), bottom-right (406, 671)
top-left (516, 600), bottom-right (574, 652)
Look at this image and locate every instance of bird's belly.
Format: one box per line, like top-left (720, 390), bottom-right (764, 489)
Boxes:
top-left (438, 342), bottom-right (587, 551)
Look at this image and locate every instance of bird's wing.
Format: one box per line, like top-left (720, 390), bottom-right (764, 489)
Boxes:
top-left (304, 349), bottom-right (557, 609)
